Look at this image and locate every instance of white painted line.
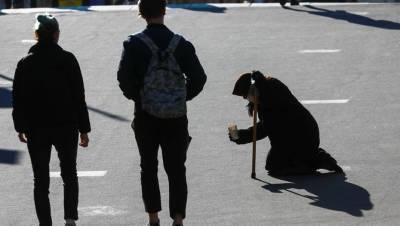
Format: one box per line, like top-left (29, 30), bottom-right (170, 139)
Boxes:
top-left (0, 81), bottom-right (12, 86)
top-left (341, 166), bottom-right (352, 171)
top-left (301, 99), bottom-right (349, 104)
top-left (298, 49), bottom-right (341, 54)
top-left (350, 11), bottom-right (369, 16)
top-left (50, 170), bottom-right (107, 177)
top-left (21, 39), bottom-right (37, 44)
top-left (78, 206), bottom-right (128, 216)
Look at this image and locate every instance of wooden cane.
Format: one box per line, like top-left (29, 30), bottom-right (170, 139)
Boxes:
top-left (251, 95), bottom-right (258, 179)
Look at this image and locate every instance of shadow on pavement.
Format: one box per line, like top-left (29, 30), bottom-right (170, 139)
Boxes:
top-left (284, 5), bottom-right (400, 30)
top-left (0, 87), bottom-right (12, 108)
top-left (0, 74), bottom-right (14, 82)
top-left (168, 3), bottom-right (226, 13)
top-left (87, 105), bottom-right (130, 122)
top-left (257, 173), bottom-right (373, 216)
top-left (0, 149), bottom-right (22, 164)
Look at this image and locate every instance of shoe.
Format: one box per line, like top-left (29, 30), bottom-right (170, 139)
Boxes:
top-left (290, 0), bottom-right (299, 5)
top-left (279, 0), bottom-right (286, 6)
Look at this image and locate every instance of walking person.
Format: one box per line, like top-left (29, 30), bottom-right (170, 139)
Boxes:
top-left (117, 0), bottom-right (207, 225)
top-left (12, 14), bottom-right (91, 226)
top-left (229, 71), bottom-right (343, 176)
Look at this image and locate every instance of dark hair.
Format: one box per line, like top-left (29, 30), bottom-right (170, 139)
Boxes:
top-left (34, 14), bottom-right (59, 42)
top-left (138, 0), bottom-right (167, 19)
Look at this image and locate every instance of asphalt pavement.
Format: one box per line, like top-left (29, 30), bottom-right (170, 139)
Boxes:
top-left (0, 3), bottom-right (400, 226)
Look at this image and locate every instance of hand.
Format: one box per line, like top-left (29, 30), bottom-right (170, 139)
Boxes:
top-left (18, 133), bottom-right (27, 143)
top-left (79, 133), bottom-right (89, 147)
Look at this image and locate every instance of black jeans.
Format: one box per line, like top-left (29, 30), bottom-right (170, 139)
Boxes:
top-left (27, 126), bottom-right (79, 226)
top-left (133, 112), bottom-right (191, 219)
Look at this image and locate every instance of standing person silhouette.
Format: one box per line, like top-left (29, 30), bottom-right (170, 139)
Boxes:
top-left (12, 14), bottom-right (91, 226)
top-left (117, 0), bottom-right (207, 225)
top-left (229, 71), bottom-right (343, 176)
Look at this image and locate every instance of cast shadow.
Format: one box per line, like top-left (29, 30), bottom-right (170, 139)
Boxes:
top-left (257, 173), bottom-right (373, 216)
top-left (168, 3), bottom-right (226, 13)
top-left (0, 74), bottom-right (14, 82)
top-left (87, 105), bottom-right (130, 122)
top-left (0, 149), bottom-right (22, 164)
top-left (283, 5), bottom-right (400, 30)
top-left (0, 87), bottom-right (12, 108)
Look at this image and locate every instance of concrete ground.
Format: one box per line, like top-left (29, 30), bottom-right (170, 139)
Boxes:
top-left (0, 3), bottom-right (399, 226)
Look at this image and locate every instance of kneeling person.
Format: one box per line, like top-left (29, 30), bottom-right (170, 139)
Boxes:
top-left (229, 71), bottom-right (344, 176)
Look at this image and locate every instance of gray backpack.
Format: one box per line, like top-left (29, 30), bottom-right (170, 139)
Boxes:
top-left (136, 33), bottom-right (187, 119)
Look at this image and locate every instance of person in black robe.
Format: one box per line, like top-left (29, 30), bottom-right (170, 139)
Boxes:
top-left (229, 71), bottom-right (344, 176)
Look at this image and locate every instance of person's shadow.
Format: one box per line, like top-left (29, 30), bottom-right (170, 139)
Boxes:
top-left (257, 173), bottom-right (373, 216)
top-left (284, 5), bottom-right (400, 30)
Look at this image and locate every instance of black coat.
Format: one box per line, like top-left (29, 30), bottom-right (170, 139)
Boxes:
top-left (12, 42), bottom-right (91, 133)
top-left (236, 77), bottom-right (320, 171)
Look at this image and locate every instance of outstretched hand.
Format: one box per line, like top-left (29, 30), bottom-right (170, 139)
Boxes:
top-left (18, 133), bottom-right (27, 143)
top-left (79, 133), bottom-right (89, 147)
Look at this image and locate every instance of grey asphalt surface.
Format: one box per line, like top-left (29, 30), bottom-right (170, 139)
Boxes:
top-left (1, 3), bottom-right (400, 226)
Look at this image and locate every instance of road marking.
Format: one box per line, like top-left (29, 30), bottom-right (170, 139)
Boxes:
top-left (0, 81), bottom-right (12, 86)
top-left (301, 99), bottom-right (349, 104)
top-left (298, 49), bottom-right (341, 53)
top-left (78, 206), bottom-right (128, 216)
top-left (21, 39), bottom-right (37, 44)
top-left (50, 171), bottom-right (107, 178)
top-left (350, 11), bottom-right (369, 16)
top-left (341, 166), bottom-right (352, 171)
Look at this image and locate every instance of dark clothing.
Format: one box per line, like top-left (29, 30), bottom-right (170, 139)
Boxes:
top-left (28, 126), bottom-right (79, 226)
top-left (133, 112), bottom-right (190, 219)
top-left (235, 77), bottom-right (340, 175)
top-left (118, 24), bottom-right (206, 219)
top-left (117, 23), bottom-right (207, 114)
top-left (12, 42), bottom-right (91, 134)
top-left (12, 42), bottom-right (89, 225)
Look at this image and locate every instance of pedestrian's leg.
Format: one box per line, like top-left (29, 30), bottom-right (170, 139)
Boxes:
top-left (53, 126), bottom-right (79, 222)
top-left (132, 115), bottom-right (162, 224)
top-left (160, 117), bottom-right (189, 224)
top-left (27, 131), bottom-right (53, 226)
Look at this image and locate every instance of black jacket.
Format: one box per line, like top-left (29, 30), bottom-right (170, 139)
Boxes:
top-left (117, 24), bottom-right (207, 114)
top-left (12, 42), bottom-right (91, 133)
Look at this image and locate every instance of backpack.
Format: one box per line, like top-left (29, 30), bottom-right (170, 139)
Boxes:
top-left (136, 32), bottom-right (187, 119)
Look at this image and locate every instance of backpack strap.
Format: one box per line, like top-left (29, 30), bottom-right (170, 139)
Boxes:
top-left (166, 34), bottom-right (182, 53)
top-left (136, 32), bottom-right (159, 54)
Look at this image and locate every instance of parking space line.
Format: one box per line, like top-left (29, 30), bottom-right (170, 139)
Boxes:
top-left (298, 49), bottom-right (341, 53)
top-left (0, 81), bottom-right (12, 86)
top-left (21, 40), bottom-right (37, 44)
top-left (341, 166), bottom-right (352, 171)
top-left (50, 171), bottom-right (107, 177)
top-left (301, 99), bottom-right (349, 104)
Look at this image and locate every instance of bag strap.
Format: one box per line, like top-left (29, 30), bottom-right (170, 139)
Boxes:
top-left (166, 34), bottom-right (181, 53)
top-left (136, 32), bottom-right (159, 54)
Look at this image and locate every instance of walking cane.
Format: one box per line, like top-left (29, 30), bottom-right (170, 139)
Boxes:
top-left (251, 83), bottom-right (258, 179)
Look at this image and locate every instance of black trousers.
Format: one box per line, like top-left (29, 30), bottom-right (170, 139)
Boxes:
top-left (27, 126), bottom-right (79, 226)
top-left (132, 112), bottom-right (191, 219)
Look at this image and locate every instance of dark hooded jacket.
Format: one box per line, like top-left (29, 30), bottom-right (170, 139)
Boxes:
top-left (12, 42), bottom-right (91, 133)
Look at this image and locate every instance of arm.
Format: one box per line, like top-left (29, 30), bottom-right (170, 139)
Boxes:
top-left (230, 122), bottom-right (269, 145)
top-left (117, 39), bottom-right (141, 101)
top-left (12, 60), bottom-right (28, 134)
top-left (70, 54), bottom-right (91, 134)
top-left (179, 41), bottom-right (207, 101)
